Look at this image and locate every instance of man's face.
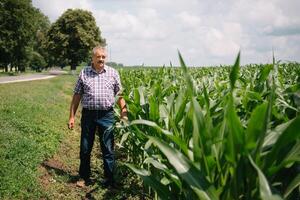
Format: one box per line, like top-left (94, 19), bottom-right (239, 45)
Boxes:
top-left (92, 49), bottom-right (106, 69)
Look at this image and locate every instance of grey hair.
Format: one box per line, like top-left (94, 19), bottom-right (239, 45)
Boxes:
top-left (92, 46), bottom-right (106, 57)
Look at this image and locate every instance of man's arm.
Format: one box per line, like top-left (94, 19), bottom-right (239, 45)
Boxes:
top-left (117, 96), bottom-right (128, 120)
top-left (68, 94), bottom-right (81, 129)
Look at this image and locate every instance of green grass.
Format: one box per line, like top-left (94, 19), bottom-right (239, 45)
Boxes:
top-left (0, 72), bottom-right (147, 200)
top-left (0, 75), bottom-right (75, 199)
top-left (0, 69), bottom-right (37, 77)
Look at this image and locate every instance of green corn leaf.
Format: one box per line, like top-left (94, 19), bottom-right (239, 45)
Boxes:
top-left (284, 83), bottom-right (300, 94)
top-left (167, 93), bottom-right (176, 113)
top-left (246, 102), bottom-right (268, 151)
top-left (191, 97), bottom-right (210, 176)
top-left (144, 157), bottom-right (182, 189)
top-left (258, 64), bottom-right (274, 82)
top-left (149, 136), bottom-right (218, 200)
top-left (263, 120), bottom-right (293, 148)
top-left (268, 140), bottom-right (300, 175)
top-left (138, 86), bottom-right (146, 105)
top-left (125, 163), bottom-right (172, 200)
top-left (131, 125), bottom-right (148, 141)
top-left (281, 140), bottom-right (300, 164)
top-left (130, 119), bottom-right (172, 135)
top-left (149, 95), bottom-right (159, 121)
top-left (117, 132), bottom-right (130, 148)
top-left (253, 95), bottom-right (273, 161)
top-left (159, 104), bottom-right (168, 120)
top-left (246, 91), bottom-right (262, 101)
top-left (192, 103), bottom-right (204, 164)
top-left (203, 83), bottom-right (210, 111)
top-left (133, 88), bottom-right (140, 105)
top-left (130, 119), bottom-right (189, 155)
top-left (174, 91), bottom-right (188, 124)
top-left (183, 103), bottom-right (194, 142)
top-left (253, 66), bottom-right (275, 159)
top-left (178, 50), bottom-right (194, 96)
top-left (229, 51), bottom-right (240, 90)
top-left (225, 95), bottom-right (244, 163)
top-left (159, 104), bottom-right (169, 129)
top-left (284, 174), bottom-right (300, 199)
top-left (144, 157), bottom-right (168, 171)
top-left (249, 156), bottom-right (282, 200)
top-left (265, 116), bottom-right (300, 170)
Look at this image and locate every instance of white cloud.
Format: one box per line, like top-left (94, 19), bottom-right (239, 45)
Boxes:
top-left (177, 11), bottom-right (202, 29)
top-left (32, 0), bottom-right (93, 21)
top-left (32, 0), bottom-right (300, 66)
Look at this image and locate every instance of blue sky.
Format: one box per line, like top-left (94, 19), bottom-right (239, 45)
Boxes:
top-left (32, 0), bottom-right (300, 66)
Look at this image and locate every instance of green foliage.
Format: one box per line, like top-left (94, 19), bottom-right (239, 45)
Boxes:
top-left (31, 7), bottom-right (51, 70)
top-left (29, 51), bottom-right (47, 72)
top-left (106, 61), bottom-right (124, 68)
top-left (116, 57), bottom-right (300, 199)
top-left (45, 9), bottom-right (105, 70)
top-left (0, 0), bottom-right (50, 72)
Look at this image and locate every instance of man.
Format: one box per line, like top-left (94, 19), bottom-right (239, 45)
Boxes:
top-left (68, 46), bottom-right (127, 188)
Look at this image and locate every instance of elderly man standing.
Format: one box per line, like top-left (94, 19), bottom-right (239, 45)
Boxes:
top-left (68, 46), bottom-right (127, 188)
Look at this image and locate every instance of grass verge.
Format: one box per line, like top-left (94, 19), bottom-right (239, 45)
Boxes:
top-left (0, 75), bottom-right (74, 199)
top-left (0, 73), bottom-right (146, 199)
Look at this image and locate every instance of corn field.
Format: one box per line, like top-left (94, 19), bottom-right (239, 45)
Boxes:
top-left (116, 53), bottom-right (300, 200)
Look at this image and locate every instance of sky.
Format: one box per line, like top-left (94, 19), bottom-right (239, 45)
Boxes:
top-left (32, 0), bottom-right (300, 66)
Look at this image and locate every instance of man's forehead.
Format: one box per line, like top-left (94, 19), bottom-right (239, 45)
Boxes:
top-left (94, 49), bottom-right (106, 56)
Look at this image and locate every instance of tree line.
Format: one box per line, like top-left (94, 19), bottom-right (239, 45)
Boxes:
top-left (0, 0), bottom-right (105, 72)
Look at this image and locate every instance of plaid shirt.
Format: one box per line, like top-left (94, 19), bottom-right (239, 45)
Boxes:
top-left (73, 65), bottom-right (122, 110)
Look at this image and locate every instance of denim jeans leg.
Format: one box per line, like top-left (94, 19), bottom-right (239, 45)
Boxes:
top-left (79, 110), bottom-right (96, 180)
top-left (98, 111), bottom-right (115, 183)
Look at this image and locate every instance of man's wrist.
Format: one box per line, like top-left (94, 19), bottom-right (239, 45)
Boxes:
top-left (121, 105), bottom-right (127, 112)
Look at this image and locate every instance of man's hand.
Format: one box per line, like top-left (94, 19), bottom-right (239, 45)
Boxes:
top-left (68, 117), bottom-right (75, 129)
top-left (68, 94), bottom-right (81, 130)
top-left (120, 110), bottom-right (128, 121)
top-left (118, 96), bottom-right (128, 121)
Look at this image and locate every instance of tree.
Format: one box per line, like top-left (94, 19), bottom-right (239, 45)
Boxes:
top-left (29, 51), bottom-right (46, 72)
top-left (45, 9), bottom-right (105, 70)
top-left (0, 0), bottom-right (38, 72)
top-left (30, 7), bottom-right (51, 70)
top-left (106, 61), bottom-right (124, 68)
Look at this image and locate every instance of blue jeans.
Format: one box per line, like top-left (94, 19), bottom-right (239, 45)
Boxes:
top-left (79, 108), bottom-right (115, 182)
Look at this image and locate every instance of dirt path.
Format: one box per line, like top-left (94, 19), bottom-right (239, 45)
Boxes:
top-left (0, 69), bottom-right (67, 84)
top-left (0, 74), bottom-right (56, 84)
top-left (38, 113), bottom-right (147, 200)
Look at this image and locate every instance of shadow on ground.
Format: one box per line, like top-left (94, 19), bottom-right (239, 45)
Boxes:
top-left (40, 158), bottom-right (149, 200)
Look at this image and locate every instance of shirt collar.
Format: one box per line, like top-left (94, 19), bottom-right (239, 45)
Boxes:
top-left (90, 64), bottom-right (107, 74)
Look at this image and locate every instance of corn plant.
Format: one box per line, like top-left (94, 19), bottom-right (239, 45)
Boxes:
top-left (116, 53), bottom-right (300, 199)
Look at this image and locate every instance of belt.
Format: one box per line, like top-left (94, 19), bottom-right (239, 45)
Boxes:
top-left (82, 107), bottom-right (113, 112)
